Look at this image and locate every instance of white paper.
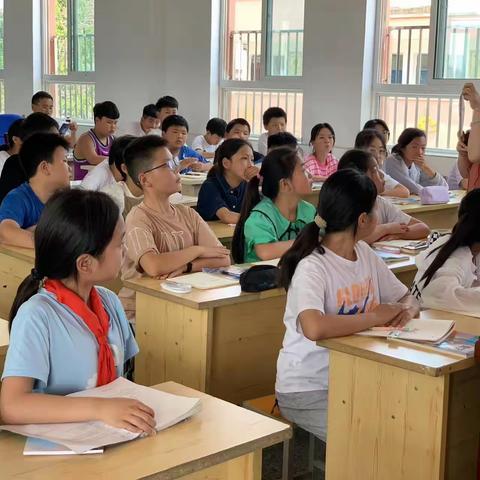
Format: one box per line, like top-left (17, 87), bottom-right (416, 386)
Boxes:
top-left (1, 378), bottom-right (201, 454)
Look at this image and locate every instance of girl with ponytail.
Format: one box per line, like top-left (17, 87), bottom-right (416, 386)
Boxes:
top-left (275, 169), bottom-right (419, 440)
top-left (412, 188), bottom-right (480, 315)
top-left (231, 146), bottom-right (315, 263)
top-left (1, 189), bottom-right (156, 435)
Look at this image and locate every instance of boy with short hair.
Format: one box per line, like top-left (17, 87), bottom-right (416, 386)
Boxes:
top-left (125, 104), bottom-right (162, 137)
top-left (162, 115), bottom-right (210, 173)
top-left (257, 107), bottom-right (287, 155)
top-left (0, 113), bottom-right (60, 203)
top-left (73, 101), bottom-right (120, 180)
top-left (191, 117), bottom-right (227, 159)
top-left (0, 133), bottom-right (70, 248)
top-left (31, 91), bottom-right (78, 147)
top-left (120, 135), bottom-right (231, 321)
top-left (155, 95), bottom-right (179, 129)
top-left (225, 118), bottom-right (263, 163)
top-left (267, 132), bottom-right (298, 152)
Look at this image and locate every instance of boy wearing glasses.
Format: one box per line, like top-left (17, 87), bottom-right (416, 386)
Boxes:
top-left (119, 135), bottom-right (230, 322)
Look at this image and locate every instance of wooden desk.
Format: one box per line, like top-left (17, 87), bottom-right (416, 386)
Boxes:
top-left (125, 259), bottom-right (417, 405)
top-left (0, 381), bottom-right (291, 480)
top-left (396, 190), bottom-right (465, 230)
top-left (207, 221), bottom-right (235, 248)
top-left (0, 245), bottom-right (123, 320)
top-left (319, 309), bottom-right (480, 479)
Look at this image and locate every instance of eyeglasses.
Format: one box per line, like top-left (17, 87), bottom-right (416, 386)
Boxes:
top-left (142, 162), bottom-right (171, 175)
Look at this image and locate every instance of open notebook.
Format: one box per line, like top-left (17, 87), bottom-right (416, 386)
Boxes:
top-left (356, 318), bottom-right (455, 345)
top-left (1, 378), bottom-right (201, 454)
top-left (373, 239), bottom-right (429, 254)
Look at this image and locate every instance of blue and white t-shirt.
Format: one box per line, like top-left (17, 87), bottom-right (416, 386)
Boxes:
top-left (2, 286), bottom-right (138, 394)
top-left (0, 182), bottom-right (44, 228)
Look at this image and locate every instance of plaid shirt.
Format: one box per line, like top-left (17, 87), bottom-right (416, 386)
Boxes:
top-left (304, 153), bottom-right (338, 178)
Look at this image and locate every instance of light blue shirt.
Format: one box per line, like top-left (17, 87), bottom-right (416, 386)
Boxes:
top-left (2, 287), bottom-right (138, 395)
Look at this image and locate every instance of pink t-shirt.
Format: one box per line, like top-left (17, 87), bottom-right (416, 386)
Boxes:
top-left (304, 153), bottom-right (338, 178)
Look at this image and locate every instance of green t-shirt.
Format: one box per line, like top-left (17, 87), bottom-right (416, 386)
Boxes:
top-left (243, 197), bottom-right (316, 262)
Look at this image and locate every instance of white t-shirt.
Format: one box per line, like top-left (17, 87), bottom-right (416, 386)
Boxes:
top-left (121, 121), bottom-right (162, 137)
top-left (383, 171), bottom-right (400, 191)
top-left (0, 150), bottom-right (10, 177)
top-left (80, 159), bottom-right (116, 191)
top-left (257, 132), bottom-right (268, 155)
top-left (191, 135), bottom-right (221, 154)
top-left (374, 195), bottom-right (411, 225)
top-left (275, 241), bottom-right (408, 394)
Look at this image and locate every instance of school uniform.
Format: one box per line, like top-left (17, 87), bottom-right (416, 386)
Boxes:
top-left (80, 159), bottom-right (116, 191)
top-left (412, 235), bottom-right (480, 315)
top-left (275, 241), bottom-right (408, 439)
top-left (243, 197), bottom-right (316, 262)
top-left (374, 195), bottom-right (412, 224)
top-left (384, 153), bottom-right (448, 195)
top-left (191, 135), bottom-right (222, 155)
top-left (257, 132), bottom-right (268, 156)
top-left (0, 182), bottom-right (44, 228)
top-left (196, 172), bottom-right (246, 221)
top-left (171, 145), bottom-right (209, 174)
top-left (2, 287), bottom-right (138, 394)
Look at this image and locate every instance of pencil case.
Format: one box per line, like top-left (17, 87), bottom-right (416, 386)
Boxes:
top-left (420, 186), bottom-right (449, 205)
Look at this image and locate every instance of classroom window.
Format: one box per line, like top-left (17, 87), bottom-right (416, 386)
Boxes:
top-left (220, 0), bottom-right (304, 138)
top-left (43, 0), bottom-right (95, 122)
top-left (435, 1), bottom-right (480, 79)
top-left (266, 0), bottom-right (304, 76)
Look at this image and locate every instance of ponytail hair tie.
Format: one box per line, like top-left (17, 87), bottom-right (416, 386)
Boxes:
top-left (314, 215), bottom-right (327, 237)
top-left (31, 268), bottom-right (44, 282)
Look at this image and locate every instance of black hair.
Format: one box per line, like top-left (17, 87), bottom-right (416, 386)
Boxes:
top-left (19, 132), bottom-right (70, 180)
top-left (461, 129), bottom-right (471, 146)
top-left (309, 123), bottom-right (336, 146)
top-left (268, 132), bottom-right (298, 150)
top-left (208, 138), bottom-right (253, 179)
top-left (162, 114), bottom-right (189, 133)
top-left (21, 113), bottom-right (59, 140)
top-left (6, 118), bottom-right (24, 148)
top-left (31, 91), bottom-right (53, 105)
top-left (124, 135), bottom-right (169, 188)
top-left (263, 107), bottom-right (287, 128)
top-left (355, 128), bottom-right (387, 152)
top-left (226, 118), bottom-right (251, 134)
top-left (155, 95), bottom-right (179, 110)
top-left (363, 119), bottom-right (390, 134)
top-left (391, 128), bottom-right (426, 156)
top-left (231, 147), bottom-right (299, 263)
top-left (206, 117), bottom-right (227, 137)
top-left (108, 135), bottom-right (137, 181)
top-left (93, 101), bottom-right (120, 121)
top-left (420, 189), bottom-right (480, 289)
top-left (337, 149), bottom-right (377, 174)
top-left (9, 190), bottom-right (120, 327)
top-left (278, 169), bottom-right (377, 289)
top-left (142, 104), bottom-right (159, 118)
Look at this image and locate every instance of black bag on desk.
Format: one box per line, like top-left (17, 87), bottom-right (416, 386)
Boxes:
top-left (239, 265), bottom-right (279, 292)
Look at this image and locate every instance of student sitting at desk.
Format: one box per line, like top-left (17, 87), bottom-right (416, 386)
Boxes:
top-left (304, 123), bottom-right (338, 182)
top-left (120, 136), bottom-right (230, 321)
top-left (73, 101), bottom-right (119, 181)
top-left (191, 117), bottom-right (227, 159)
top-left (462, 83), bottom-right (480, 190)
top-left (337, 149), bottom-right (430, 244)
top-left (80, 135), bottom-right (133, 192)
top-left (275, 169), bottom-right (419, 440)
top-left (257, 107), bottom-right (287, 156)
top-left (0, 113), bottom-right (60, 204)
top-left (0, 133), bottom-right (70, 249)
top-left (100, 135), bottom-right (144, 218)
top-left (232, 147), bottom-right (315, 263)
top-left (196, 138), bottom-right (259, 224)
top-left (354, 129), bottom-right (409, 198)
top-left (162, 115), bottom-right (210, 174)
top-left (155, 95), bottom-right (179, 131)
top-left (0, 189), bottom-right (155, 435)
top-left (412, 189), bottom-right (480, 316)
top-left (384, 128), bottom-right (448, 195)
top-left (0, 118), bottom-right (24, 176)
top-left (122, 104), bottom-right (162, 137)
top-left (224, 118), bottom-right (263, 164)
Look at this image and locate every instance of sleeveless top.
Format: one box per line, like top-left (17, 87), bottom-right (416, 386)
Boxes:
top-left (73, 129), bottom-right (114, 180)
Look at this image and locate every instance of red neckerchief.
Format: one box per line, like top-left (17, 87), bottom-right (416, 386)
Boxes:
top-left (44, 279), bottom-right (116, 386)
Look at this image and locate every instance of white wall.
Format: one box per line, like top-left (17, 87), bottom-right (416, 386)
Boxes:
top-left (1, 0), bottom-right (456, 174)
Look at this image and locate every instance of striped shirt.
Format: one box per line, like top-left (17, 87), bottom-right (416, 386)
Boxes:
top-left (304, 153), bottom-right (338, 179)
